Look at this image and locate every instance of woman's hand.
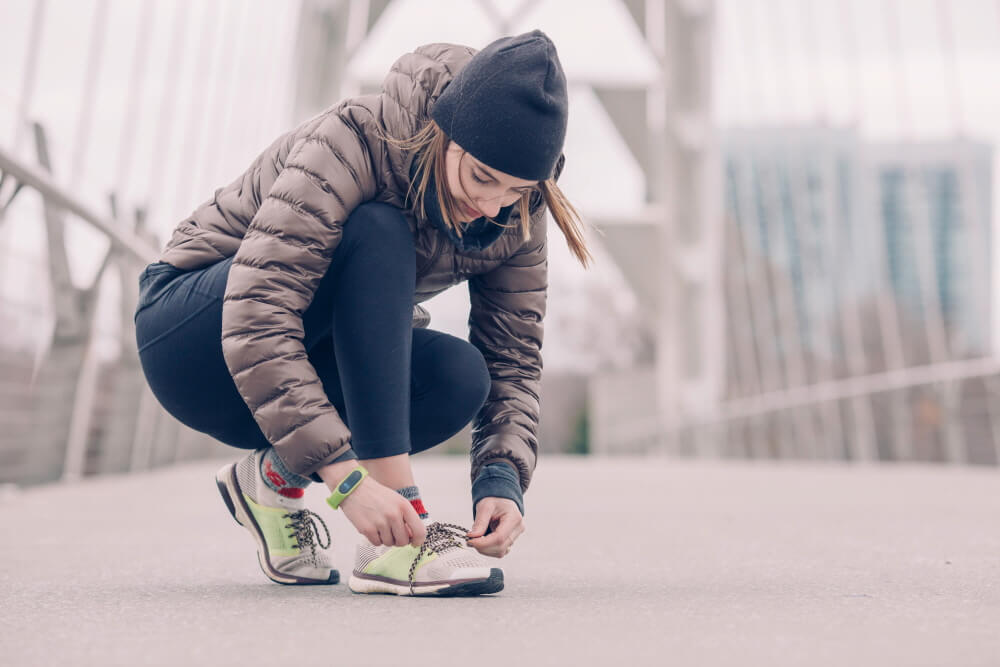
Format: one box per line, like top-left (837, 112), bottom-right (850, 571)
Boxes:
top-left (337, 475), bottom-right (426, 548)
top-left (466, 497), bottom-right (525, 558)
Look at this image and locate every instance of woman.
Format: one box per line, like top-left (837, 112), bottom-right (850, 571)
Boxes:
top-left (134, 29), bottom-right (591, 597)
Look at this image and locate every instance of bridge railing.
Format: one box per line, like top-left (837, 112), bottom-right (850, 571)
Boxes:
top-left (0, 133), bottom-right (215, 485)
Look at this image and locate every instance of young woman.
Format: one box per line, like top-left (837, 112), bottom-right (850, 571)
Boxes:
top-left (134, 30), bottom-right (591, 596)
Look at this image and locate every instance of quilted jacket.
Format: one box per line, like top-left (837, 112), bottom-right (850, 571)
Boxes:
top-left (157, 43), bottom-right (554, 494)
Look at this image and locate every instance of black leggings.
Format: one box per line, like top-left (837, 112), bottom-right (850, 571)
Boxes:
top-left (135, 202), bottom-right (491, 462)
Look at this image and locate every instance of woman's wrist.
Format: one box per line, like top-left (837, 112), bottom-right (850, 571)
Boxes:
top-left (472, 462), bottom-right (525, 517)
top-left (317, 458), bottom-right (365, 491)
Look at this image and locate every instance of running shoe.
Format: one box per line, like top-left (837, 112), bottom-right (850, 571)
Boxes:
top-left (215, 449), bottom-right (338, 585)
top-left (348, 521), bottom-right (503, 596)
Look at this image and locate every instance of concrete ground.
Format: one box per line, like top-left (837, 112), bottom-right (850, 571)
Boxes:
top-left (1, 454), bottom-right (998, 666)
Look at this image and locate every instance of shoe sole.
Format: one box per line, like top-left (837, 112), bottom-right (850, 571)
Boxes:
top-left (215, 463), bottom-right (339, 586)
top-left (347, 568), bottom-right (503, 597)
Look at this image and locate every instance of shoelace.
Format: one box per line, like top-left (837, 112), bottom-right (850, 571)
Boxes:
top-left (284, 510), bottom-right (331, 562)
top-left (407, 521), bottom-right (471, 593)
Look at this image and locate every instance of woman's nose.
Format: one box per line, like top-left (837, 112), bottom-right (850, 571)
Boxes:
top-left (474, 197), bottom-right (502, 218)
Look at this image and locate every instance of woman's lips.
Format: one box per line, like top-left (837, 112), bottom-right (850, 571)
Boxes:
top-left (461, 202), bottom-right (481, 218)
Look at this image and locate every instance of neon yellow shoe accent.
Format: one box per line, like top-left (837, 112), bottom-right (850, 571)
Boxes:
top-left (349, 523), bottom-right (500, 596)
top-left (244, 493), bottom-right (300, 558)
top-left (362, 544), bottom-right (438, 579)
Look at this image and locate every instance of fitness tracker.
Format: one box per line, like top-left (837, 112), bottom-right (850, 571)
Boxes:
top-left (326, 465), bottom-right (369, 510)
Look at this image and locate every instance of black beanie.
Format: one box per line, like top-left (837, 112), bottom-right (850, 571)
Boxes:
top-left (430, 29), bottom-right (568, 182)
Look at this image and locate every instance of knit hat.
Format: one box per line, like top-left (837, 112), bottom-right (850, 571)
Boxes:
top-left (431, 29), bottom-right (568, 182)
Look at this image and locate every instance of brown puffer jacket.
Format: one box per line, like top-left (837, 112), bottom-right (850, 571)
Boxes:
top-left (158, 43), bottom-right (554, 493)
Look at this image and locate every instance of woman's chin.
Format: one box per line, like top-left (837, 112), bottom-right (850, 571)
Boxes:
top-left (459, 203), bottom-right (482, 220)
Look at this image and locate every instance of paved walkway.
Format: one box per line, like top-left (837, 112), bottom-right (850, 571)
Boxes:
top-left (1, 455), bottom-right (998, 666)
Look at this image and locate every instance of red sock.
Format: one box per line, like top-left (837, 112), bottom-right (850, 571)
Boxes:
top-left (396, 485), bottom-right (429, 519)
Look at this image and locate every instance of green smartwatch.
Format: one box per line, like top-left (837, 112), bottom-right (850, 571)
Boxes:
top-left (326, 465), bottom-right (369, 510)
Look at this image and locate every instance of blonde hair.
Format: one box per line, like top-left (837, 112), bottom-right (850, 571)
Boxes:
top-left (389, 120), bottom-right (593, 268)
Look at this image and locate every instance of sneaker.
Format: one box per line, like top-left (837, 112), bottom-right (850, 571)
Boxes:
top-left (348, 521), bottom-right (503, 596)
top-left (215, 449), bottom-right (338, 585)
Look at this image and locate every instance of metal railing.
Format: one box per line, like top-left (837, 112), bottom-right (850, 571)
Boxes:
top-left (0, 0), bottom-right (305, 485)
top-left (0, 132), bottom-right (217, 485)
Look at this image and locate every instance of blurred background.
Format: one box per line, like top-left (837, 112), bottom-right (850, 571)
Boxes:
top-left (0, 0), bottom-right (998, 485)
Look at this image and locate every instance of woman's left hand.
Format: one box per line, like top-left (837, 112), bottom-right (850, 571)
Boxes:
top-left (466, 497), bottom-right (525, 558)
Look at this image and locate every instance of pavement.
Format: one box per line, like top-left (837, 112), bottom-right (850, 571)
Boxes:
top-left (1, 454), bottom-right (998, 666)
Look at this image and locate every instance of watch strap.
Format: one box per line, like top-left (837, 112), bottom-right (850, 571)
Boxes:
top-left (326, 465), bottom-right (369, 510)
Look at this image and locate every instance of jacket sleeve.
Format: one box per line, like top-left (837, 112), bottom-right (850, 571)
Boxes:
top-left (221, 105), bottom-right (378, 478)
top-left (467, 202), bottom-right (548, 494)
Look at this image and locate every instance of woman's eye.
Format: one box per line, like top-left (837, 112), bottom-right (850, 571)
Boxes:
top-left (471, 171), bottom-right (489, 184)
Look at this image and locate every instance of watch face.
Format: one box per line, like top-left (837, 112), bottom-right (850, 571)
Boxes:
top-left (339, 470), bottom-right (363, 494)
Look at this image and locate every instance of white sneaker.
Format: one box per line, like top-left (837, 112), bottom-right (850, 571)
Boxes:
top-left (215, 449), bottom-right (338, 585)
top-left (348, 520), bottom-right (503, 596)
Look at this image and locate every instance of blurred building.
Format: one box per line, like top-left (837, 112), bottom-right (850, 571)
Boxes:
top-left (722, 127), bottom-right (993, 400)
top-left (871, 140), bottom-right (993, 359)
top-left (723, 127), bottom-right (863, 392)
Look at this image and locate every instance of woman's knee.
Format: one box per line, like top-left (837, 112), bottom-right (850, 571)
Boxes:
top-left (432, 338), bottom-right (491, 415)
top-left (342, 202), bottom-right (414, 256)
top-left (408, 334), bottom-right (490, 454)
top-left (307, 202), bottom-right (415, 330)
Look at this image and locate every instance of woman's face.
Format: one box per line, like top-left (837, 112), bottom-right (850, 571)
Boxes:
top-left (444, 141), bottom-right (538, 222)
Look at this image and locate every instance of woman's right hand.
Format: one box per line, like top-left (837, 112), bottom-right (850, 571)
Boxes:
top-left (335, 473), bottom-right (426, 548)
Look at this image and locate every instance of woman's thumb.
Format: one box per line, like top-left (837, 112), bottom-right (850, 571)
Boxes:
top-left (467, 506), bottom-right (491, 537)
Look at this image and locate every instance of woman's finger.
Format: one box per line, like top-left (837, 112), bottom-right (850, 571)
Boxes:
top-left (512, 518), bottom-right (526, 541)
top-left (467, 503), bottom-right (496, 538)
top-left (390, 515), bottom-right (409, 547)
top-left (404, 507), bottom-right (426, 547)
top-left (469, 511), bottom-right (519, 553)
top-left (468, 529), bottom-right (503, 551)
top-left (498, 514), bottom-right (525, 554)
top-left (361, 526), bottom-right (379, 546)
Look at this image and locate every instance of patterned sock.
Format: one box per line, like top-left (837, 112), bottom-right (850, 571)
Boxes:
top-left (396, 485), bottom-right (429, 519)
top-left (260, 448), bottom-right (311, 499)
